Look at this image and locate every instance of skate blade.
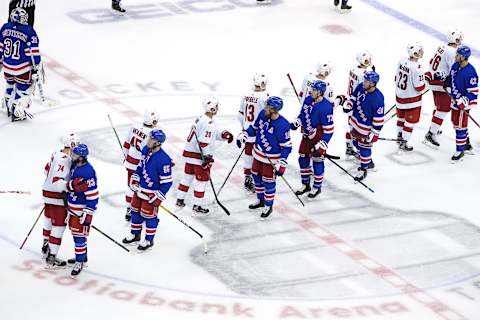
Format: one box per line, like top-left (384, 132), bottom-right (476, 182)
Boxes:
top-left (465, 150), bottom-right (475, 155)
top-left (450, 158), bottom-right (464, 164)
top-left (191, 212), bottom-right (211, 218)
top-left (422, 139), bottom-right (439, 150)
top-left (137, 247), bottom-right (154, 253)
top-left (45, 264), bottom-right (67, 270)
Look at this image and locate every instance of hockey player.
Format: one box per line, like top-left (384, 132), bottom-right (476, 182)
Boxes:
top-left (236, 73), bottom-right (269, 193)
top-left (67, 144), bottom-right (99, 277)
top-left (122, 110), bottom-right (158, 221)
top-left (445, 46), bottom-right (478, 162)
top-left (9, 0), bottom-right (36, 26)
top-left (0, 8), bottom-right (41, 121)
top-left (345, 71), bottom-right (384, 181)
top-left (42, 133), bottom-right (85, 268)
top-left (291, 80), bottom-right (334, 199)
top-left (176, 97), bottom-right (233, 216)
top-left (122, 129), bottom-right (173, 251)
top-left (395, 42), bottom-right (427, 151)
top-left (112, 0), bottom-right (126, 13)
top-left (424, 29), bottom-right (463, 148)
top-left (238, 96), bottom-right (292, 220)
top-left (345, 50), bottom-right (375, 158)
top-left (299, 62), bottom-right (336, 106)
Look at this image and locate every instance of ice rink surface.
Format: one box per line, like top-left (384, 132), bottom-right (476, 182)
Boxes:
top-left (1, 1), bottom-right (480, 319)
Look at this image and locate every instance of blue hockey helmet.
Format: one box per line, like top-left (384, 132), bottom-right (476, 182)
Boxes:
top-left (10, 8), bottom-right (28, 25)
top-left (311, 80), bottom-right (327, 94)
top-left (456, 45), bottom-right (471, 60)
top-left (73, 144), bottom-right (89, 159)
top-left (149, 129), bottom-right (166, 144)
top-left (265, 96), bottom-right (283, 111)
top-left (364, 71), bottom-right (380, 85)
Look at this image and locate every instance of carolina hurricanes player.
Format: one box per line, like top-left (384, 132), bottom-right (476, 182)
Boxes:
top-left (176, 97), bottom-right (233, 216)
top-left (122, 110), bottom-right (158, 221)
top-left (395, 42), bottom-right (427, 151)
top-left (299, 62), bottom-right (338, 106)
top-left (42, 133), bottom-right (87, 267)
top-left (344, 50), bottom-right (375, 158)
top-left (237, 73), bottom-right (269, 193)
top-left (424, 29), bottom-right (470, 149)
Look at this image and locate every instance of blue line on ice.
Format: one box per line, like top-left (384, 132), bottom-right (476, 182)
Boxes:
top-left (360, 0), bottom-right (480, 58)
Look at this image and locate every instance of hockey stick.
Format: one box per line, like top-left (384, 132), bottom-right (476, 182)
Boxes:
top-left (0, 190), bottom-right (31, 195)
top-left (27, 43), bottom-right (57, 107)
top-left (107, 114), bottom-right (126, 160)
top-left (192, 129), bottom-right (231, 216)
top-left (217, 146), bottom-right (245, 197)
top-left (378, 137), bottom-right (405, 142)
top-left (159, 205), bottom-right (208, 254)
top-left (286, 73), bottom-right (340, 160)
top-left (258, 140), bottom-right (305, 207)
top-left (19, 207), bottom-right (44, 250)
top-left (325, 157), bottom-right (375, 193)
top-left (91, 225), bottom-right (130, 253)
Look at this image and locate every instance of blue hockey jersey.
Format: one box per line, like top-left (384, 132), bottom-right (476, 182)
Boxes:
top-left (67, 162), bottom-right (99, 216)
top-left (0, 21), bottom-right (40, 76)
top-left (296, 96), bottom-right (334, 144)
top-left (135, 146), bottom-right (173, 201)
top-left (447, 62), bottom-right (478, 109)
top-left (348, 84), bottom-right (385, 137)
top-left (247, 109), bottom-right (292, 164)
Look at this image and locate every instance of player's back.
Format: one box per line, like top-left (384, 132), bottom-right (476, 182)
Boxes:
top-left (68, 162), bottom-right (98, 210)
top-left (347, 66), bottom-right (370, 97)
top-left (395, 57), bottom-right (425, 107)
top-left (0, 21), bottom-right (39, 75)
top-left (240, 90), bottom-right (268, 134)
top-left (43, 150), bottom-right (71, 205)
top-left (429, 44), bottom-right (457, 92)
top-left (124, 124), bottom-right (153, 171)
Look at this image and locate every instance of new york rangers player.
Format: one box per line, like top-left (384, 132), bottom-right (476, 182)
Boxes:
top-left (238, 96), bottom-right (292, 220)
top-left (345, 71), bottom-right (384, 181)
top-left (345, 50), bottom-right (375, 158)
top-left (122, 130), bottom-right (173, 251)
top-left (42, 133), bottom-right (85, 268)
top-left (67, 144), bottom-right (99, 277)
top-left (237, 73), bottom-right (269, 193)
top-left (122, 110), bottom-right (158, 221)
top-left (291, 80), bottom-right (334, 199)
top-left (176, 97), bottom-right (233, 216)
top-left (445, 46), bottom-right (478, 162)
top-left (0, 8), bottom-right (41, 121)
top-left (424, 29), bottom-right (464, 148)
top-left (395, 42), bottom-right (427, 151)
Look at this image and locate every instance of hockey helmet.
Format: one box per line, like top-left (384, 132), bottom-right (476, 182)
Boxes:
top-left (447, 29), bottom-right (464, 45)
top-left (265, 96), bottom-right (283, 111)
top-left (143, 109), bottom-right (158, 126)
top-left (456, 46), bottom-right (471, 60)
top-left (311, 80), bottom-right (327, 95)
top-left (356, 50), bottom-right (372, 67)
top-left (72, 144), bottom-right (89, 160)
top-left (62, 133), bottom-right (81, 149)
top-left (253, 73), bottom-right (268, 88)
top-left (10, 8), bottom-right (28, 25)
top-left (202, 96), bottom-right (220, 113)
top-left (149, 129), bottom-right (166, 144)
top-left (407, 42), bottom-right (424, 58)
top-left (364, 71), bottom-right (380, 85)
top-left (316, 62), bottom-right (333, 77)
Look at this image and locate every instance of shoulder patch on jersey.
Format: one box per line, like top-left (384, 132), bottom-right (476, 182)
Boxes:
top-left (471, 78), bottom-right (478, 86)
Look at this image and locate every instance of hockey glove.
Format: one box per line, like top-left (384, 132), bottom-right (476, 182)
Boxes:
top-left (312, 140), bottom-right (328, 156)
top-left (31, 69), bottom-right (39, 83)
top-left (148, 191), bottom-right (165, 207)
top-left (202, 155), bottom-right (214, 170)
top-left (290, 118), bottom-right (301, 131)
top-left (424, 71), bottom-right (432, 83)
top-left (80, 208), bottom-right (94, 226)
top-left (456, 96), bottom-right (469, 110)
top-left (343, 100), bottom-right (353, 114)
top-left (434, 71), bottom-right (447, 81)
top-left (67, 178), bottom-right (89, 193)
top-left (236, 131), bottom-right (247, 149)
top-left (129, 173), bottom-right (140, 192)
top-left (335, 95), bottom-right (347, 107)
top-left (222, 130), bottom-right (234, 143)
top-left (274, 159), bottom-right (287, 176)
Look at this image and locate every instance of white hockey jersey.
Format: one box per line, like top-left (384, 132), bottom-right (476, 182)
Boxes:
top-left (395, 57), bottom-right (426, 109)
top-left (428, 44), bottom-right (457, 92)
top-left (347, 65), bottom-right (373, 97)
top-left (238, 90), bottom-right (269, 143)
top-left (123, 124), bottom-right (154, 171)
top-left (42, 150), bottom-right (71, 206)
top-left (182, 114), bottom-right (227, 166)
top-left (299, 73), bottom-right (334, 105)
